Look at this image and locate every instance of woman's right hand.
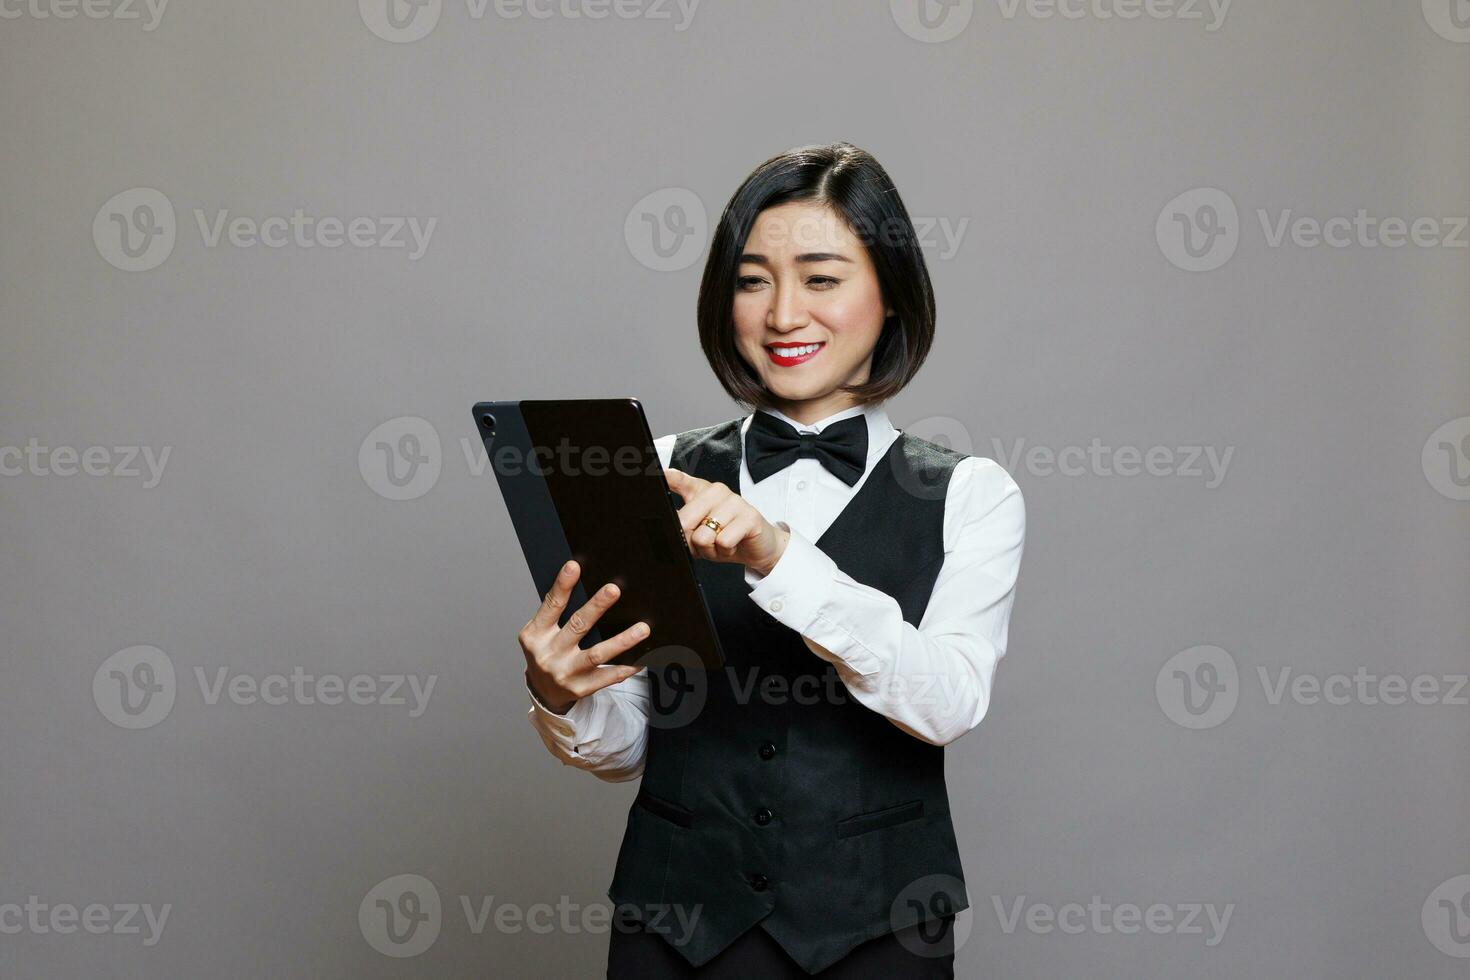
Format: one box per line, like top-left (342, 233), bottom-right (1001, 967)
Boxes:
top-left (519, 560), bottom-right (649, 715)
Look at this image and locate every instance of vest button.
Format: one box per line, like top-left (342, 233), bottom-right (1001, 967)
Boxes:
top-left (758, 741), bottom-right (777, 760)
top-left (754, 807), bottom-right (773, 826)
top-left (749, 873), bottom-right (769, 892)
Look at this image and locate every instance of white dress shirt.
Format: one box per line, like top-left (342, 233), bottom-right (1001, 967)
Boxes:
top-left (526, 401), bottom-right (1026, 781)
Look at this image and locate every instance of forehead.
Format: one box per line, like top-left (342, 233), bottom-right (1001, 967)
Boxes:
top-left (741, 201), bottom-right (860, 255)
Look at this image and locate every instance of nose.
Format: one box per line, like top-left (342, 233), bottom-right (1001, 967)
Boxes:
top-left (767, 280), bottom-right (810, 333)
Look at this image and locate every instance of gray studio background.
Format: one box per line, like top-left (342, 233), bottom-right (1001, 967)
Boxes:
top-left (2, 1), bottom-right (1468, 977)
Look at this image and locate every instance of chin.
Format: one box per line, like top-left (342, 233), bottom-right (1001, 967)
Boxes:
top-left (764, 377), bottom-right (826, 401)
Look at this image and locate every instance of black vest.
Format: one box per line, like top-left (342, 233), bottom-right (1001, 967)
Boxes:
top-left (607, 417), bottom-right (970, 974)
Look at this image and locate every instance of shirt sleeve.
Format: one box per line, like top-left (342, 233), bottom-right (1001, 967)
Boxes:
top-left (523, 431), bottom-right (679, 779)
top-left (526, 671), bottom-right (651, 782)
top-left (744, 456), bottom-right (1025, 746)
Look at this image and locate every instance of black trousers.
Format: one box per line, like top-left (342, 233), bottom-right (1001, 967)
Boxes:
top-left (607, 917), bottom-right (956, 979)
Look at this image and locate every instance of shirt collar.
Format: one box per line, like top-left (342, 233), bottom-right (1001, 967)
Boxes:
top-left (745, 401), bottom-right (896, 465)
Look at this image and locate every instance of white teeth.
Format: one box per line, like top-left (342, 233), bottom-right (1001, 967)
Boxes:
top-left (770, 343), bottom-right (822, 356)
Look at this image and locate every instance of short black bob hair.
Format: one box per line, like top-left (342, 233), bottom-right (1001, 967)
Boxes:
top-left (696, 141), bottom-right (937, 410)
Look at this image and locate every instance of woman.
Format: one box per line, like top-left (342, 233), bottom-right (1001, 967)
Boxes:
top-left (518, 142), bottom-right (1025, 978)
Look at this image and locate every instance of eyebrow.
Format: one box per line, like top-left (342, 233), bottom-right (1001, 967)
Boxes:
top-left (739, 252), bottom-right (855, 265)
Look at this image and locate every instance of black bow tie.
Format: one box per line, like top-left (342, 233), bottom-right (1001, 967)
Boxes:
top-left (744, 411), bottom-right (869, 486)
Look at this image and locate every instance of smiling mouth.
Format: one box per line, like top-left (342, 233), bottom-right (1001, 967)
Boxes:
top-left (765, 341), bottom-right (825, 366)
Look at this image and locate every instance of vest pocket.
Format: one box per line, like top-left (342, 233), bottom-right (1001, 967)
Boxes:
top-left (635, 789), bottom-right (695, 829)
top-left (835, 799), bottom-right (925, 839)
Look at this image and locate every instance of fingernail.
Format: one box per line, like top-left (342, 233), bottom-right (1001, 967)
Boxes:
top-left (633, 623), bottom-right (649, 636)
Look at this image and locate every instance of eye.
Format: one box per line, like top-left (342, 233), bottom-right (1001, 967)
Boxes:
top-left (807, 276), bottom-right (841, 289)
top-left (737, 275), bottom-right (768, 291)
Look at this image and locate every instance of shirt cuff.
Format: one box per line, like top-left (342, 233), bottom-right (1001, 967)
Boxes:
top-left (526, 677), bottom-right (594, 743)
top-left (743, 521), bottom-right (789, 589)
top-left (744, 527), bottom-right (885, 677)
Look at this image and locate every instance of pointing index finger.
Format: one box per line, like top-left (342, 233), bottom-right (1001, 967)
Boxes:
top-left (665, 466), bottom-right (707, 494)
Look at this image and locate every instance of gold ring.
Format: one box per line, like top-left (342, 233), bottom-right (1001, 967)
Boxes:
top-left (701, 517), bottom-right (724, 534)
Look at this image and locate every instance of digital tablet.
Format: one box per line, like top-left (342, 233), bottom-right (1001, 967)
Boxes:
top-left (472, 398), bottom-right (725, 670)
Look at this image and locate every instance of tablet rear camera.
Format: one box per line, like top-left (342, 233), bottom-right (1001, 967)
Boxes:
top-left (479, 412), bottom-right (496, 434)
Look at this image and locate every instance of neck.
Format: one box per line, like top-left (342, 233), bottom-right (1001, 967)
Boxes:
top-left (765, 393), bottom-right (863, 427)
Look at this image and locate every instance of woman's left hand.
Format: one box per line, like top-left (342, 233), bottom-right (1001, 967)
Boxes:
top-left (665, 467), bottom-right (790, 575)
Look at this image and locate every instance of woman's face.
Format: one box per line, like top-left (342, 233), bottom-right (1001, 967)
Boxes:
top-left (732, 201), bottom-right (891, 422)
